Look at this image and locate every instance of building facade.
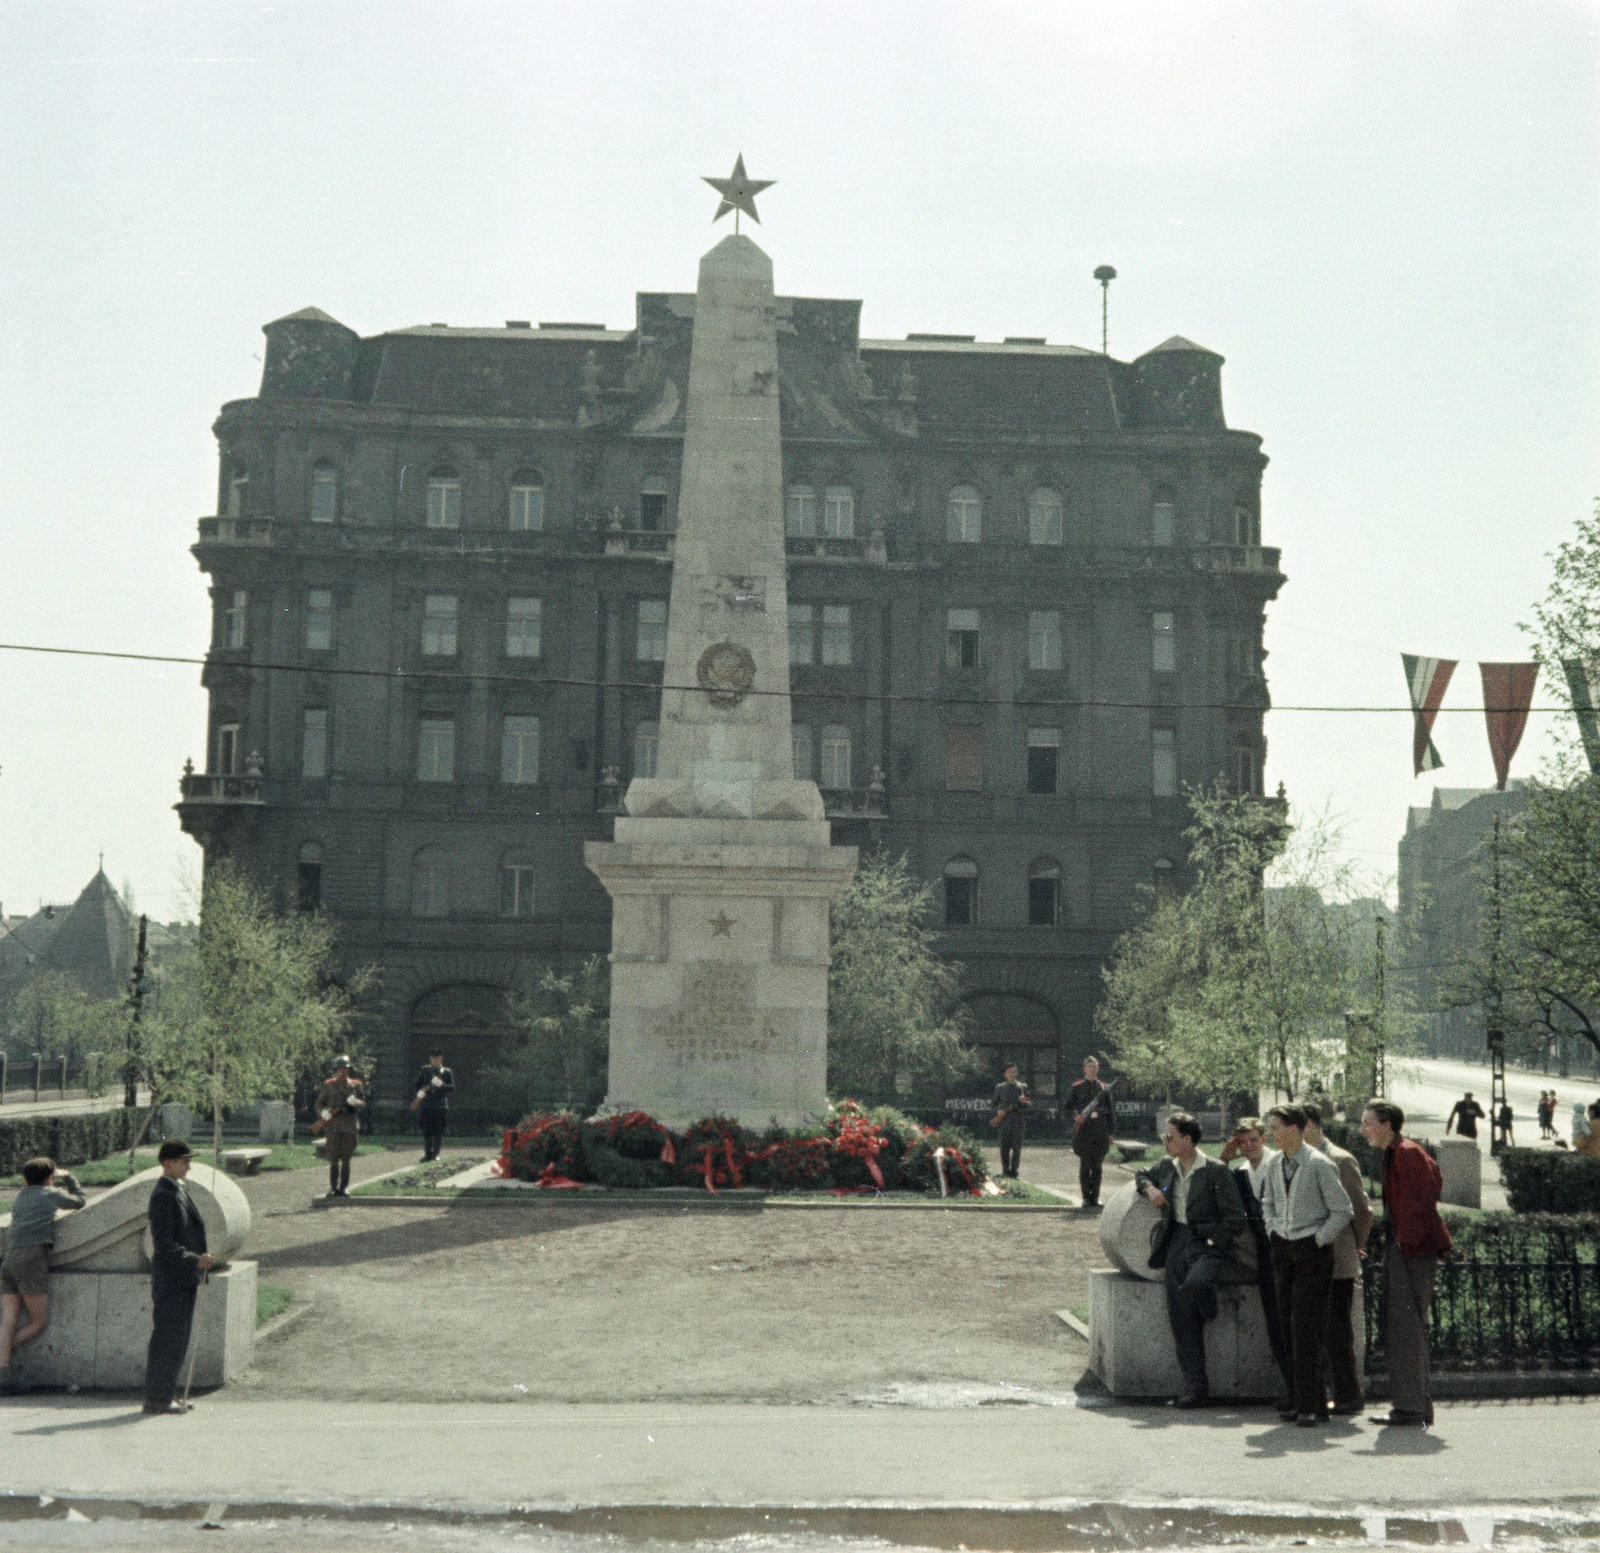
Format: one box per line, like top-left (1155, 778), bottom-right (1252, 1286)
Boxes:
top-left (178, 289), bottom-right (1283, 1114)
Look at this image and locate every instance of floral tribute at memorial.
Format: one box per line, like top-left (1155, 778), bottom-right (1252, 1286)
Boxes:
top-left (491, 1100), bottom-right (988, 1196)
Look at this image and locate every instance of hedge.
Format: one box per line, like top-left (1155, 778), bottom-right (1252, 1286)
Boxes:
top-left (1498, 1148), bottom-right (1600, 1214)
top-left (0, 1107), bottom-right (143, 1178)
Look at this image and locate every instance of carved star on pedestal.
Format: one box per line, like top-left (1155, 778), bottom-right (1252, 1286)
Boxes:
top-left (708, 911), bottom-right (736, 937)
top-left (702, 154), bottom-right (775, 225)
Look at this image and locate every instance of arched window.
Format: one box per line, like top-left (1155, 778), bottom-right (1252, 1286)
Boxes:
top-left (785, 483), bottom-right (817, 538)
top-left (820, 725), bottom-right (852, 789)
top-left (297, 842), bottom-right (324, 912)
top-left (1152, 487), bottom-right (1175, 547)
top-left (1028, 858), bottom-right (1061, 927)
top-left (823, 485), bottom-right (854, 539)
top-left (947, 485), bottom-right (982, 544)
top-left (411, 847), bottom-right (449, 917)
top-left (509, 469), bottom-right (545, 532)
top-left (791, 724), bottom-right (813, 782)
top-left (639, 475), bottom-right (668, 532)
top-left (633, 721), bottom-right (659, 779)
top-left (499, 849), bottom-right (536, 918)
top-left (944, 855), bottom-right (978, 926)
top-left (1028, 488), bottom-right (1063, 547)
top-left (309, 462), bottom-right (338, 524)
top-left (426, 468), bottom-right (461, 530)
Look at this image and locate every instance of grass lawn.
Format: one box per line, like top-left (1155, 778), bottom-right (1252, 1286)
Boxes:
top-left (256, 1284), bottom-right (292, 1325)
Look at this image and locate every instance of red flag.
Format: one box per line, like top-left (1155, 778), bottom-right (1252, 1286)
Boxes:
top-left (1402, 654), bottom-right (1457, 775)
top-left (1479, 662), bottom-right (1539, 791)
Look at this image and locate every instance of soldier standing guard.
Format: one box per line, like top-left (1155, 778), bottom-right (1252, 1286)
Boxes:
top-left (1068, 1055), bottom-right (1116, 1209)
top-left (313, 1056), bottom-right (365, 1197)
top-left (412, 1049), bottom-right (454, 1162)
top-left (990, 1063), bottom-right (1031, 1179)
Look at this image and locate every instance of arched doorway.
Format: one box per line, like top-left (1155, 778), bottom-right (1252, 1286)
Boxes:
top-left (960, 992), bottom-right (1061, 1099)
top-left (407, 984), bottom-right (515, 1111)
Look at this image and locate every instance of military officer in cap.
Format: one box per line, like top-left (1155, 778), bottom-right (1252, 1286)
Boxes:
top-left (313, 1056), bottom-right (365, 1197)
top-left (143, 1139), bottom-right (214, 1415)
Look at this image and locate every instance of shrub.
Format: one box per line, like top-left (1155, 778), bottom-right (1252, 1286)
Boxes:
top-left (495, 1112), bottom-right (586, 1182)
top-left (579, 1111), bottom-right (677, 1190)
top-left (1498, 1148), bottom-right (1600, 1214)
top-left (0, 1107), bottom-right (142, 1178)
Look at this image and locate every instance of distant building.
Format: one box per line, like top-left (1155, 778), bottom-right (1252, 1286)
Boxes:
top-left (0, 871), bottom-right (135, 1001)
top-left (177, 288), bottom-right (1284, 1114)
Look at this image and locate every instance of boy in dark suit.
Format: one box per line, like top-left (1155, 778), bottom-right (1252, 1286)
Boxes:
top-left (143, 1139), bottom-right (214, 1416)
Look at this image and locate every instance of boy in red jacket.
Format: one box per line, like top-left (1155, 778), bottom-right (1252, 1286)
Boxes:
top-left (1360, 1099), bottom-right (1452, 1427)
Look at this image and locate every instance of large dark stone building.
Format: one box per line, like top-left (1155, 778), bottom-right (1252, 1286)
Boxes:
top-left (178, 286), bottom-right (1283, 1115)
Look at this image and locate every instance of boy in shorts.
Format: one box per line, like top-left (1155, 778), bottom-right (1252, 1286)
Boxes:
top-left (0, 1157), bottom-right (86, 1369)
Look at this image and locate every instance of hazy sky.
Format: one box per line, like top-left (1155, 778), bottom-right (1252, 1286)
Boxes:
top-left (0, 0), bottom-right (1595, 921)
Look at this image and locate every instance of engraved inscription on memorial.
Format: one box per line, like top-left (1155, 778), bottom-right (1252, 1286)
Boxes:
top-left (650, 963), bottom-right (789, 1065)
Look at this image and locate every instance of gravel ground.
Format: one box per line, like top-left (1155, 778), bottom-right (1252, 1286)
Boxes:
top-left (223, 1142), bottom-right (1127, 1408)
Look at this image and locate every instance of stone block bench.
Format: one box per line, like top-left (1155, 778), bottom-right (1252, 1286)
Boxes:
top-left (1112, 1138), bottom-right (1151, 1162)
top-left (221, 1148), bottom-right (271, 1176)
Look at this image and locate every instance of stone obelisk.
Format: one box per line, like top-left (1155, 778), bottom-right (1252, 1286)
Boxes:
top-left (585, 232), bottom-right (857, 1128)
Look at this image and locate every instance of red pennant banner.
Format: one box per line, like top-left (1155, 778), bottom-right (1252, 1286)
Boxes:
top-left (1479, 662), bottom-right (1539, 791)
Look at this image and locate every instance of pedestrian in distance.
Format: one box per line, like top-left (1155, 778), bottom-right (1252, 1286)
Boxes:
top-left (1497, 1100), bottom-right (1515, 1148)
top-left (1446, 1092), bottom-right (1485, 1140)
top-left (412, 1049), bottom-right (454, 1163)
top-left (1359, 1099), bottom-right (1451, 1428)
top-left (1576, 1100), bottom-right (1600, 1158)
top-left (1067, 1055), bottom-right (1116, 1209)
top-left (1258, 1106), bottom-right (1352, 1426)
top-left (1219, 1118), bottom-right (1292, 1410)
top-left (1535, 1092), bottom-right (1550, 1141)
top-left (989, 1062), bottom-right (1030, 1179)
top-left (143, 1139), bottom-right (215, 1416)
top-left (1302, 1102), bottom-right (1373, 1417)
top-left (1135, 1111), bottom-right (1247, 1409)
top-left (312, 1056), bottom-right (365, 1196)
top-left (0, 1157), bottom-right (85, 1373)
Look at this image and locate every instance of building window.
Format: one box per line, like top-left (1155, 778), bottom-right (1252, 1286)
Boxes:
top-left (500, 851), bottom-right (536, 918)
top-left (636, 598), bottom-right (667, 661)
top-left (633, 721), bottom-right (659, 779)
top-left (1152, 611), bottom-right (1176, 674)
top-left (946, 608), bottom-right (980, 669)
top-left (1152, 727), bottom-right (1177, 797)
top-left (788, 603), bottom-right (815, 665)
top-left (297, 842), bottom-right (323, 912)
top-left (824, 486), bottom-right (855, 539)
top-left (426, 471), bottom-right (461, 530)
top-left (301, 709), bottom-right (328, 780)
top-left (1029, 488), bottom-right (1063, 547)
top-left (791, 724), bottom-right (813, 781)
top-left (1232, 500), bottom-right (1259, 546)
top-left (215, 722), bottom-right (241, 776)
top-left (411, 847), bottom-right (448, 917)
top-left (422, 594), bottom-right (458, 656)
top-left (226, 470), bottom-right (249, 518)
top-left (305, 589), bottom-right (333, 652)
top-left (944, 856), bottom-right (978, 926)
top-left (785, 484), bottom-right (817, 538)
top-left (947, 485), bottom-right (982, 544)
top-left (501, 715), bottom-right (540, 784)
top-left (418, 718), bottom-right (455, 783)
top-left (1154, 856), bottom-right (1176, 901)
top-left (1152, 492), bottom-right (1176, 547)
top-left (945, 726), bottom-right (982, 791)
top-left (1028, 859), bottom-right (1061, 926)
top-left (1234, 743), bottom-right (1262, 796)
top-left (509, 472), bottom-right (544, 532)
top-left (223, 590), bottom-right (247, 649)
top-left (820, 725), bottom-right (852, 789)
top-left (1027, 727), bottom-right (1061, 795)
top-left (639, 475), bottom-right (668, 532)
top-left (821, 605), bottom-right (852, 665)
top-left (506, 596), bottom-right (542, 658)
top-left (310, 465), bottom-right (338, 524)
top-left (1028, 610), bottom-right (1062, 671)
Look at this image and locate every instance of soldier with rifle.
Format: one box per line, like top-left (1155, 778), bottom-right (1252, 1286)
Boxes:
top-left (989, 1063), bottom-right (1031, 1179)
top-left (1068, 1055), bottom-right (1116, 1210)
top-left (311, 1055), bottom-right (365, 1197)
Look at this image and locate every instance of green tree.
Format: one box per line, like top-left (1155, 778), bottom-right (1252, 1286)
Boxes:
top-left (826, 853), bottom-right (975, 1101)
top-left (6, 971), bottom-right (123, 1070)
top-left (492, 957), bottom-right (610, 1113)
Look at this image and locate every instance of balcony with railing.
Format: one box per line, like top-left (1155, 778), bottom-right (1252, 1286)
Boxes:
top-left (176, 755), bottom-right (267, 846)
top-left (197, 514), bottom-right (274, 545)
top-left (784, 529), bottom-right (888, 565)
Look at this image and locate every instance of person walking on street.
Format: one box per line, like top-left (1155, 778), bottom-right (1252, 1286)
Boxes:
top-left (1220, 1119), bottom-right (1291, 1409)
top-left (1535, 1092), bottom-right (1550, 1141)
top-left (1068, 1055), bottom-right (1115, 1209)
top-left (1446, 1092), bottom-right (1485, 1139)
top-left (143, 1140), bottom-right (215, 1415)
top-left (314, 1056), bottom-right (365, 1197)
top-left (1360, 1099), bottom-right (1452, 1428)
top-left (1136, 1112), bottom-right (1247, 1409)
top-left (1258, 1106), bottom-right (1353, 1426)
top-left (0, 1158), bottom-right (85, 1372)
top-left (412, 1049), bottom-right (454, 1162)
top-left (1302, 1102), bottom-right (1372, 1416)
top-left (1497, 1101), bottom-right (1515, 1149)
top-left (990, 1063), bottom-right (1030, 1179)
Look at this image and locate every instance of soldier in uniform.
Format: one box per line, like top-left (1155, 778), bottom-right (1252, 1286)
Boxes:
top-left (412, 1049), bottom-right (454, 1162)
top-left (314, 1056), bottom-right (365, 1197)
top-left (1068, 1055), bottom-right (1115, 1209)
top-left (989, 1063), bottom-right (1031, 1179)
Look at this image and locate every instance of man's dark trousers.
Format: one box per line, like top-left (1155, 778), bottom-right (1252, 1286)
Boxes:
top-left (1326, 1277), bottom-right (1363, 1408)
top-left (1384, 1243), bottom-right (1438, 1423)
top-left (420, 1109), bottom-right (448, 1161)
top-left (145, 1283), bottom-right (198, 1407)
top-left (997, 1123), bottom-right (1023, 1178)
top-left (1270, 1233), bottom-right (1336, 1417)
top-left (1075, 1128), bottom-right (1111, 1206)
top-left (1164, 1224), bottom-right (1224, 1396)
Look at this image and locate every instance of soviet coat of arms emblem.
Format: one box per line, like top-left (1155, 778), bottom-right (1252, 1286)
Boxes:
top-left (696, 642), bottom-right (756, 707)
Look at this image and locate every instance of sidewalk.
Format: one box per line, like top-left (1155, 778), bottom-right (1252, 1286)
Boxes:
top-left (0, 1090), bottom-right (144, 1119)
top-left (2, 1396), bottom-right (1594, 1517)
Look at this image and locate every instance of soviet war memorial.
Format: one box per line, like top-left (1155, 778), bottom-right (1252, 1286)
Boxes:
top-left (3, 6), bottom-right (1599, 1548)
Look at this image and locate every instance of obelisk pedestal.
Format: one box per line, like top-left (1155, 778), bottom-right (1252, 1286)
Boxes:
top-left (585, 234), bottom-right (856, 1129)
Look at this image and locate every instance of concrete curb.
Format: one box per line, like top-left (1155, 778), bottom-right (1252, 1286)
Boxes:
top-left (324, 1190), bottom-right (1071, 1211)
top-left (253, 1303), bottom-right (312, 1345)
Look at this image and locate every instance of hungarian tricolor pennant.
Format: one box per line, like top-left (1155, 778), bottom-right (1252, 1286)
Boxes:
top-left (1402, 654), bottom-right (1457, 775)
top-left (1562, 658), bottom-right (1600, 774)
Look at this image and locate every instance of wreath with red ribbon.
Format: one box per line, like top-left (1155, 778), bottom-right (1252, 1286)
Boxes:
top-left (493, 1112), bottom-right (584, 1183)
top-left (678, 1116), bottom-right (753, 1194)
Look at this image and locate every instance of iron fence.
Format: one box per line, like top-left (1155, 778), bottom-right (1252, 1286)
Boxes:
top-left (0, 1051), bottom-right (119, 1106)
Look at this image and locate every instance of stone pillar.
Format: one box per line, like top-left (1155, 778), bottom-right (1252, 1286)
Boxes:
top-left (1436, 1136), bottom-right (1481, 1208)
top-left (259, 1100), bottom-right (295, 1144)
